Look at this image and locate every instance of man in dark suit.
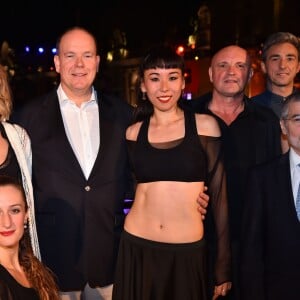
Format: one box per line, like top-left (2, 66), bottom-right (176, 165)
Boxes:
top-left (14, 27), bottom-right (134, 300)
top-left (185, 45), bottom-right (282, 300)
top-left (241, 92), bottom-right (300, 300)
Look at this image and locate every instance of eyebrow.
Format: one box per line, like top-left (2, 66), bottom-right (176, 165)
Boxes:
top-left (269, 53), bottom-right (297, 58)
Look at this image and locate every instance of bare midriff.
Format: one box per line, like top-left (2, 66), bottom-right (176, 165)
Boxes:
top-left (124, 181), bottom-right (204, 243)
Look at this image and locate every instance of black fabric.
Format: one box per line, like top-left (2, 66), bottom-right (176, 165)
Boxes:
top-left (182, 95), bottom-right (282, 241)
top-left (182, 95), bottom-right (282, 299)
top-left (241, 152), bottom-right (300, 300)
top-left (12, 90), bottom-right (134, 290)
top-left (0, 265), bottom-right (39, 300)
top-left (113, 231), bottom-right (208, 300)
top-left (251, 88), bottom-right (299, 118)
top-left (125, 109), bottom-right (231, 287)
top-left (127, 110), bottom-right (207, 183)
top-left (0, 123), bottom-right (22, 181)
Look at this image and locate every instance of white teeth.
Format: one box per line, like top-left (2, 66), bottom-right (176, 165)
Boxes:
top-left (159, 97), bottom-right (171, 101)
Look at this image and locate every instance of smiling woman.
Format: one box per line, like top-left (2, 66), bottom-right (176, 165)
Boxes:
top-left (0, 175), bottom-right (60, 300)
top-left (112, 45), bottom-right (232, 300)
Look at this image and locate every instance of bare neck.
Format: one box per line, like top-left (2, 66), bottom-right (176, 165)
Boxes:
top-left (209, 93), bottom-right (245, 125)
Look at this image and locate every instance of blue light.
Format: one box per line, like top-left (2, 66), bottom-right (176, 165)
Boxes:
top-left (38, 47), bottom-right (44, 54)
top-left (51, 48), bottom-right (57, 54)
top-left (25, 46), bottom-right (30, 53)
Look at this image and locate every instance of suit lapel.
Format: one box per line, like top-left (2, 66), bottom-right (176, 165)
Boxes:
top-left (41, 92), bottom-right (85, 178)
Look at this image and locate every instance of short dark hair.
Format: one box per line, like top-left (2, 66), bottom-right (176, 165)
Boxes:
top-left (261, 32), bottom-right (300, 61)
top-left (139, 45), bottom-right (185, 79)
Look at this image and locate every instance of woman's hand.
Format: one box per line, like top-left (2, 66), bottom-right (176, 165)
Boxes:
top-left (212, 281), bottom-right (232, 299)
top-left (197, 186), bottom-right (209, 220)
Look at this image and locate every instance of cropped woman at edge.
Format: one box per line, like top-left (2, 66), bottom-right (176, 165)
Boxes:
top-left (0, 65), bottom-right (59, 299)
top-left (112, 46), bottom-right (232, 300)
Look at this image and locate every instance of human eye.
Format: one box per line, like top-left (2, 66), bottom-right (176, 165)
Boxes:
top-left (217, 63), bottom-right (227, 68)
top-left (84, 53), bottom-right (93, 58)
top-left (290, 115), bottom-right (300, 124)
top-left (169, 75), bottom-right (179, 81)
top-left (10, 207), bottom-right (21, 215)
top-left (237, 63), bottom-right (246, 69)
top-left (149, 76), bottom-right (159, 82)
top-left (287, 56), bottom-right (296, 62)
top-left (270, 56), bottom-right (279, 62)
top-left (65, 53), bottom-right (75, 59)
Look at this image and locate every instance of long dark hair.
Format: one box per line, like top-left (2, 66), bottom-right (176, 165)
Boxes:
top-left (133, 45), bottom-right (185, 122)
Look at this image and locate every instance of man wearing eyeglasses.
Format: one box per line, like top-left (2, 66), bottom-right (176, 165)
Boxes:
top-left (241, 92), bottom-right (300, 300)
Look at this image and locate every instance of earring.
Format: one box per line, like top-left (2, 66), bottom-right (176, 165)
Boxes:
top-left (24, 221), bottom-right (28, 229)
top-left (142, 92), bottom-right (146, 100)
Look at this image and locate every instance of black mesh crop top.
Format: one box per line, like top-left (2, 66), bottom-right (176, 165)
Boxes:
top-left (127, 110), bottom-right (207, 183)
top-left (126, 110), bottom-right (231, 285)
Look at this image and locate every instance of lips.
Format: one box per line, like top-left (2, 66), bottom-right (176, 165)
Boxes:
top-left (0, 231), bottom-right (15, 236)
top-left (158, 96), bottom-right (172, 103)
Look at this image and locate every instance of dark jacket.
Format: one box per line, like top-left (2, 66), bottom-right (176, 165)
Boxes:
top-left (14, 89), bottom-right (134, 291)
top-left (241, 152), bottom-right (300, 300)
top-left (182, 94), bottom-right (282, 241)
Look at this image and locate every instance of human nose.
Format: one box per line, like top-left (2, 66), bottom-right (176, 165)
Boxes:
top-left (75, 56), bottom-right (84, 67)
top-left (0, 212), bottom-right (12, 228)
top-left (227, 65), bottom-right (236, 75)
top-left (279, 58), bottom-right (287, 69)
top-left (159, 80), bottom-right (169, 92)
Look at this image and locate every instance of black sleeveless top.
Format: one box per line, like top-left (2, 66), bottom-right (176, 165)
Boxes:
top-left (126, 110), bottom-right (231, 285)
top-left (127, 110), bottom-right (207, 183)
top-left (0, 123), bottom-right (22, 181)
top-left (0, 264), bottom-right (39, 300)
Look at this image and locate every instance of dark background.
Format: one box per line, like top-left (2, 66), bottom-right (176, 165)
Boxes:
top-left (1, 0), bottom-right (299, 107)
top-left (1, 0), bottom-right (299, 55)
top-left (0, 0), bottom-right (200, 56)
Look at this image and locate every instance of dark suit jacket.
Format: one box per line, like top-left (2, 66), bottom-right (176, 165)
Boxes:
top-left (14, 89), bottom-right (134, 291)
top-left (240, 152), bottom-right (300, 300)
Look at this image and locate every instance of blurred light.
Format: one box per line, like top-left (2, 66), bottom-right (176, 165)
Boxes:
top-left (51, 48), bottom-right (57, 54)
top-left (107, 51), bottom-right (113, 62)
top-left (176, 45), bottom-right (185, 56)
top-left (38, 47), bottom-right (44, 54)
top-left (184, 69), bottom-right (192, 83)
top-left (186, 92), bottom-right (192, 100)
top-left (182, 92), bottom-right (192, 100)
top-left (194, 56), bottom-right (199, 61)
top-left (25, 46), bottom-right (30, 53)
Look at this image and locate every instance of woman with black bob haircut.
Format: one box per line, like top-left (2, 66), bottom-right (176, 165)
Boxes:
top-left (113, 45), bottom-right (231, 300)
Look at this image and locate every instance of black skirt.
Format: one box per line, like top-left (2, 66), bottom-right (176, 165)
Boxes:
top-left (112, 230), bottom-right (208, 300)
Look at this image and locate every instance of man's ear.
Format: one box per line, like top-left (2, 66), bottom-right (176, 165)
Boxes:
top-left (260, 61), bottom-right (267, 74)
top-left (280, 119), bottom-right (288, 135)
top-left (208, 67), bottom-right (213, 83)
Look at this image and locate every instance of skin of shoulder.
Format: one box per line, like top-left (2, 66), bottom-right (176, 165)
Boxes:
top-left (126, 122), bottom-right (143, 141)
top-left (195, 113), bottom-right (221, 137)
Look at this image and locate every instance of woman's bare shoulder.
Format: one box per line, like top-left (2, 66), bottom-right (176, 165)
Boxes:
top-left (194, 113), bottom-right (221, 137)
top-left (126, 121), bottom-right (143, 140)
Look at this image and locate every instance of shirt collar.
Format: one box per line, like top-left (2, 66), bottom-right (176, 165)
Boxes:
top-left (290, 147), bottom-right (300, 170)
top-left (57, 84), bottom-right (97, 106)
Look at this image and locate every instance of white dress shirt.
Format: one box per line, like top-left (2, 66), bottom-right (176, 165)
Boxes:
top-left (289, 148), bottom-right (300, 205)
top-left (57, 84), bottom-right (100, 179)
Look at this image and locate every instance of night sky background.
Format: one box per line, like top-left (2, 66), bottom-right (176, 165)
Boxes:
top-left (0, 0), bottom-right (200, 55)
top-left (1, 0), bottom-right (300, 56)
